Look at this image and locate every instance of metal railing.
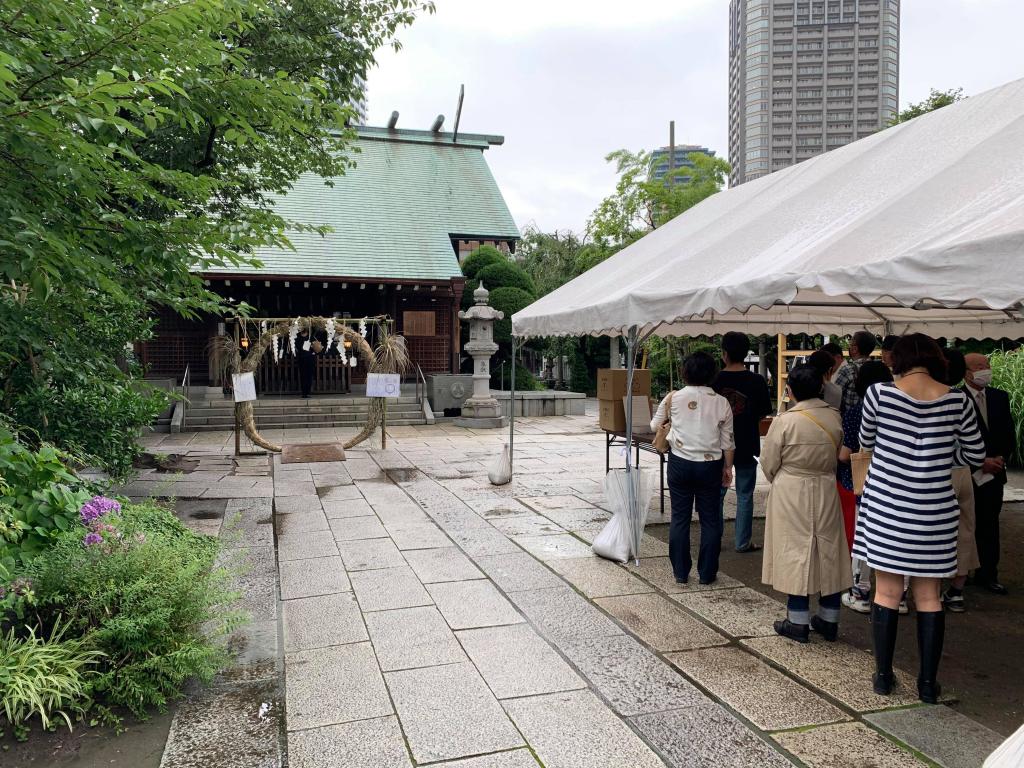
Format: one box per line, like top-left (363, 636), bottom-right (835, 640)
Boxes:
top-left (180, 364), bottom-right (191, 431)
top-left (413, 363), bottom-right (428, 406)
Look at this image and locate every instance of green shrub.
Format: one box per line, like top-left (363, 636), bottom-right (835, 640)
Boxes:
top-left (475, 262), bottom-right (537, 296)
top-left (489, 286), bottom-right (536, 345)
top-left (461, 245), bottom-right (506, 280)
top-left (0, 427), bottom-right (92, 568)
top-left (0, 620), bottom-right (103, 740)
top-left (991, 348), bottom-right (1024, 465)
top-left (25, 502), bottom-right (241, 719)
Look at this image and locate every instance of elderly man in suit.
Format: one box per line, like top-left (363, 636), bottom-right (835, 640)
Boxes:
top-left (964, 353), bottom-right (1015, 595)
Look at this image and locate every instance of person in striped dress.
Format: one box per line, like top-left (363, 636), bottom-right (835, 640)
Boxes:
top-left (853, 334), bottom-right (985, 704)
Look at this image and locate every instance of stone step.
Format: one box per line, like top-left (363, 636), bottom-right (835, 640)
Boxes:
top-left (189, 396), bottom-right (419, 408)
top-left (187, 411), bottom-right (421, 427)
top-left (187, 405), bottom-right (423, 419)
top-left (188, 417), bottom-right (425, 432)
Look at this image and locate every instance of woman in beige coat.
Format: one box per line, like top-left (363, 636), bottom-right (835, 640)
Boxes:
top-left (761, 364), bottom-right (849, 643)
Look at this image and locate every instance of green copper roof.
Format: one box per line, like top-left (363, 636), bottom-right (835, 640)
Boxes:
top-left (205, 128), bottom-right (520, 281)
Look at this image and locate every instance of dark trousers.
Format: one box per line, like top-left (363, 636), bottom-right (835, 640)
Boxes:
top-left (974, 480), bottom-right (1004, 583)
top-left (667, 453), bottom-right (724, 583)
top-left (298, 357), bottom-right (315, 397)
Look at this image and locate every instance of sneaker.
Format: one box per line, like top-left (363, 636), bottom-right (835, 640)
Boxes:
top-left (898, 599), bottom-right (909, 615)
top-left (842, 588), bottom-right (871, 614)
top-left (942, 590), bottom-right (966, 613)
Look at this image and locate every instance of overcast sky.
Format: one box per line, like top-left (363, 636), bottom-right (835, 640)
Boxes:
top-left (366, 0), bottom-right (1024, 236)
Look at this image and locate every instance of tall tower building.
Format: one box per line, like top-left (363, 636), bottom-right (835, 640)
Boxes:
top-left (728, 0), bottom-right (899, 186)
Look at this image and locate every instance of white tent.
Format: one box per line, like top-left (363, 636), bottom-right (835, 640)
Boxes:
top-left (513, 78), bottom-right (1024, 341)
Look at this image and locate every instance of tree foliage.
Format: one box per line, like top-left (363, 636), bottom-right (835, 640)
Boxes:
top-left (889, 87), bottom-right (964, 125)
top-left (476, 262), bottom-right (536, 296)
top-left (460, 245), bottom-right (505, 280)
top-left (0, 0), bottom-right (432, 470)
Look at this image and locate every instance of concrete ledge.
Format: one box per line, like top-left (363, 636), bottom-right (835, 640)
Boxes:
top-left (453, 416), bottom-right (508, 429)
top-left (494, 391), bottom-right (587, 418)
top-left (170, 401), bottom-right (185, 434)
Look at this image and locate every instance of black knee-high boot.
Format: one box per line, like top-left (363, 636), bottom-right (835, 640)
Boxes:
top-left (872, 603), bottom-right (899, 695)
top-left (916, 610), bottom-right (945, 704)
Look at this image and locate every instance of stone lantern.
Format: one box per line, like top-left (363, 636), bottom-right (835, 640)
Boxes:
top-left (454, 283), bottom-right (507, 428)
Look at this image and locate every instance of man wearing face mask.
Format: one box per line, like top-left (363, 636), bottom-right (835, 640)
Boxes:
top-left (964, 353), bottom-right (1015, 595)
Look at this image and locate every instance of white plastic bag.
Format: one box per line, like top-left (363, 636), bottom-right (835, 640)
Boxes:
top-left (488, 444), bottom-right (512, 486)
top-left (592, 468), bottom-right (654, 563)
top-left (984, 723), bottom-right (1024, 768)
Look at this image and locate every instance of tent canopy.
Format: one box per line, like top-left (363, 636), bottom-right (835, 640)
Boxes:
top-left (513, 78), bottom-right (1024, 341)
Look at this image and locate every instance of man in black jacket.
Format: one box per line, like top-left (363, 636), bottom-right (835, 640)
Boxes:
top-left (964, 353), bottom-right (1015, 595)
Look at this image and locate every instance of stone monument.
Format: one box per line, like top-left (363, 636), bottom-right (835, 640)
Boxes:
top-left (454, 283), bottom-right (507, 429)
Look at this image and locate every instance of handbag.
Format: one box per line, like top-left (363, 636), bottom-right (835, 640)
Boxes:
top-left (653, 391), bottom-right (673, 454)
top-left (850, 450), bottom-right (872, 495)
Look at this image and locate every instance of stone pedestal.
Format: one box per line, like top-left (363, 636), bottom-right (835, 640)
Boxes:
top-left (454, 283), bottom-right (507, 429)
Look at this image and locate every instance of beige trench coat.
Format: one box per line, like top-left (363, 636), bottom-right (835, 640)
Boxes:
top-left (761, 399), bottom-right (849, 596)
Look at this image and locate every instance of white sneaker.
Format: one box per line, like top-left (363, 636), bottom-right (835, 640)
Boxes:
top-left (842, 589), bottom-right (871, 614)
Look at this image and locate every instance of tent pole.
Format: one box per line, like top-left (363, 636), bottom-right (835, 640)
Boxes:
top-left (509, 338), bottom-right (516, 474)
top-left (624, 327), bottom-right (639, 565)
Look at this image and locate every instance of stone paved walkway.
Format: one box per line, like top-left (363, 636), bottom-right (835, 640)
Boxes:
top-left (142, 415), bottom-right (1006, 768)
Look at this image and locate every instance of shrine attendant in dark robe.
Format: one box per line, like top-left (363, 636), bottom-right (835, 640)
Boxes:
top-left (297, 330), bottom-right (316, 398)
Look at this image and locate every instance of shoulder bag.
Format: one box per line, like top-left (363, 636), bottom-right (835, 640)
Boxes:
top-left (653, 391), bottom-right (673, 454)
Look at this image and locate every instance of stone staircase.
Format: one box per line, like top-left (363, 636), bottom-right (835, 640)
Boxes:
top-left (182, 389), bottom-right (426, 432)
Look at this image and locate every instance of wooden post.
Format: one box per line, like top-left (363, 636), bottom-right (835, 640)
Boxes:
top-left (234, 403), bottom-right (241, 457)
top-left (381, 398), bottom-right (387, 450)
top-left (776, 333), bottom-right (786, 414)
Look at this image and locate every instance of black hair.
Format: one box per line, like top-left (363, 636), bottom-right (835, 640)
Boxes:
top-left (851, 330), bottom-right (877, 356)
top-left (820, 342), bottom-right (843, 357)
top-left (891, 333), bottom-right (948, 381)
top-left (881, 335), bottom-right (900, 352)
top-left (721, 332), bottom-right (750, 365)
top-left (855, 360), bottom-right (894, 397)
top-left (788, 364), bottom-right (824, 402)
top-left (807, 349), bottom-right (836, 377)
top-left (942, 348), bottom-right (967, 387)
top-left (683, 351), bottom-right (718, 387)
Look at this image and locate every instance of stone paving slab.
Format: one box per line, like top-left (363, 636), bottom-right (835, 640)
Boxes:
top-left (330, 514), bottom-right (389, 541)
top-left (631, 705), bottom-right (792, 768)
top-left (626, 556), bottom-right (745, 593)
top-left (385, 662), bottom-right (525, 763)
top-left (365, 605), bottom-right (467, 672)
top-left (427, 579), bottom-right (525, 630)
top-left (224, 546), bottom-right (277, 623)
top-left (277, 532), bottom-right (340, 562)
top-left (322, 498), bottom-right (375, 519)
top-left (508, 586), bottom-right (624, 645)
top-left (742, 635), bottom-right (921, 711)
top-left (772, 721), bottom-right (927, 768)
top-left (446, 526), bottom-right (523, 556)
top-left (349, 565), bottom-right (433, 612)
top-left (279, 555), bottom-right (350, 600)
top-left (433, 750), bottom-right (540, 767)
top-left (666, 646), bottom-right (850, 731)
top-left (274, 495), bottom-right (323, 514)
top-left (287, 716), bottom-right (411, 768)
top-left (383, 520), bottom-right (453, 550)
top-left (474, 552), bottom-right (564, 592)
top-left (285, 643), bottom-right (392, 731)
top-left (489, 513), bottom-right (566, 537)
top-left (502, 689), bottom-right (666, 768)
top-left (595, 593), bottom-right (729, 652)
top-left (513, 533), bottom-right (595, 560)
top-left (546, 556), bottom-right (655, 598)
top-left (275, 510), bottom-right (330, 536)
top-left (865, 705), bottom-right (1005, 768)
top-left (535, 506), bottom-right (613, 529)
top-left (274, 480), bottom-right (318, 497)
top-left (337, 538), bottom-right (407, 571)
top-left (282, 592), bottom-right (367, 652)
top-left (319, 485), bottom-right (364, 502)
top-left (403, 547), bottom-right (484, 583)
top-left (673, 587), bottom-right (783, 638)
top-left (561, 634), bottom-right (708, 716)
top-left (456, 624), bottom-right (586, 699)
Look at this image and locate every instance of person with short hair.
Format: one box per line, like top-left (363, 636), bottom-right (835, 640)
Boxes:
top-left (964, 352), bottom-right (1015, 595)
top-left (833, 331), bottom-right (877, 414)
top-left (854, 334), bottom-right (985, 703)
top-left (651, 352), bottom-right (735, 585)
top-left (713, 332), bottom-right (772, 553)
top-left (809, 349), bottom-right (842, 411)
top-left (761, 364), bottom-right (849, 644)
top-left (837, 360), bottom-right (894, 614)
top-left (881, 335), bottom-right (900, 370)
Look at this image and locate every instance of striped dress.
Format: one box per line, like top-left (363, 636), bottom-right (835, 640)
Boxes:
top-left (852, 382), bottom-right (985, 577)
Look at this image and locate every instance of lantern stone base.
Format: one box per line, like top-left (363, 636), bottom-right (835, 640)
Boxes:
top-left (454, 397), bottom-right (506, 429)
top-left (453, 415), bottom-right (508, 429)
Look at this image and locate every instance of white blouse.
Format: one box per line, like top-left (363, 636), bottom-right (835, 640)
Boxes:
top-left (650, 386), bottom-right (736, 462)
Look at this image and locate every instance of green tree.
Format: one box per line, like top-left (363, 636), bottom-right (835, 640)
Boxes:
top-left (0, 0), bottom-right (432, 472)
top-left (889, 87), bottom-right (964, 125)
top-left (461, 245), bottom-right (506, 280)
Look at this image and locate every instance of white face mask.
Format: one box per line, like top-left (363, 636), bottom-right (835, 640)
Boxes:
top-left (971, 369), bottom-right (993, 388)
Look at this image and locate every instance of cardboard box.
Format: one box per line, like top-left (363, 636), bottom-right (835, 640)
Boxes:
top-left (597, 368), bottom-right (652, 401)
top-left (598, 399), bottom-right (626, 432)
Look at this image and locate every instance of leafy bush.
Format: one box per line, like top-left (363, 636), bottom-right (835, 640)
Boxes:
top-left (0, 427), bottom-right (92, 568)
top-left (0, 621), bottom-right (103, 740)
top-left (461, 245), bottom-right (506, 280)
top-left (25, 501), bottom-right (242, 719)
top-left (475, 262), bottom-right (537, 296)
top-left (991, 348), bottom-right (1024, 465)
top-left (489, 287), bottom-right (536, 345)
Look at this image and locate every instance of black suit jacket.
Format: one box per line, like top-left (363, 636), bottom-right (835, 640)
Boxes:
top-left (968, 386), bottom-right (1015, 485)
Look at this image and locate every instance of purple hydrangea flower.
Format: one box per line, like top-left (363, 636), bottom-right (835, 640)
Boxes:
top-left (80, 496), bottom-right (121, 526)
top-left (83, 532), bottom-right (103, 547)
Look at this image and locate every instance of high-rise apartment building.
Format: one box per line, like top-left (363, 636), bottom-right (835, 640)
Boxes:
top-left (649, 145), bottom-right (716, 185)
top-left (728, 0), bottom-right (899, 186)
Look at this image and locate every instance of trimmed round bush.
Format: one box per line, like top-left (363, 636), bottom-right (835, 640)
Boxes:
top-left (461, 245), bottom-right (505, 280)
top-left (476, 262), bottom-right (536, 296)
top-left (488, 286), bottom-right (535, 344)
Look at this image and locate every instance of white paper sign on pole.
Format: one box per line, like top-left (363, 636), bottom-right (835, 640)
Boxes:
top-left (366, 373), bottom-right (401, 398)
top-left (232, 372), bottom-right (257, 402)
